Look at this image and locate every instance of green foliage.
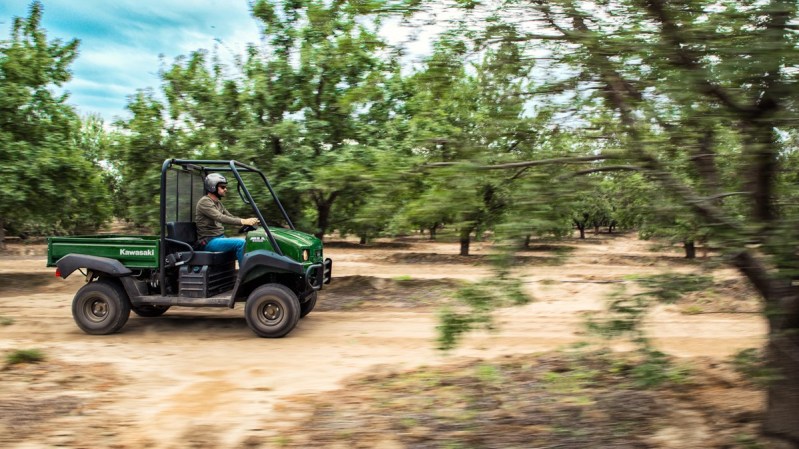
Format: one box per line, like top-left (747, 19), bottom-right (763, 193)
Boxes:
top-left (111, 0), bottom-right (401, 237)
top-left (542, 366), bottom-right (600, 394)
top-left (731, 348), bottom-right (779, 387)
top-left (110, 91), bottom-right (170, 229)
top-left (0, 2), bottom-right (113, 238)
top-left (586, 285), bottom-right (650, 339)
top-left (5, 348), bottom-right (44, 366)
top-left (629, 347), bottom-right (689, 389)
top-left (588, 273), bottom-right (712, 341)
top-left (437, 277), bottom-right (529, 350)
top-left (735, 434), bottom-right (767, 449)
top-left (584, 271), bottom-right (711, 390)
top-left (633, 273), bottom-right (714, 304)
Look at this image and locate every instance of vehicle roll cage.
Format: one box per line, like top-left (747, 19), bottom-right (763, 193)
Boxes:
top-left (158, 159), bottom-right (294, 295)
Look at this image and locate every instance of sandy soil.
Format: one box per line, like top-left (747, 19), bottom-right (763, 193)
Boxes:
top-left (0, 233), bottom-right (767, 448)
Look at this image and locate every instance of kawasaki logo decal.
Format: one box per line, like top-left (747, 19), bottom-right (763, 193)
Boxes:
top-left (120, 249), bottom-right (154, 256)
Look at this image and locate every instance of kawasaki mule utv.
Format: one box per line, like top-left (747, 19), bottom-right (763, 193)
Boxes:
top-left (47, 159), bottom-right (332, 338)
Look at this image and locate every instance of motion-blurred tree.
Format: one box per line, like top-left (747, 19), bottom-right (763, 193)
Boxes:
top-left (399, 34), bottom-right (534, 254)
top-left (0, 2), bottom-right (112, 244)
top-left (161, 50), bottom-right (246, 157)
top-left (111, 91), bottom-right (172, 229)
top-left (424, 0), bottom-right (799, 442)
top-left (249, 0), bottom-right (394, 238)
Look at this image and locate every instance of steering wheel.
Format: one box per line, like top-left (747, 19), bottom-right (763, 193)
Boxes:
top-left (238, 225), bottom-right (258, 234)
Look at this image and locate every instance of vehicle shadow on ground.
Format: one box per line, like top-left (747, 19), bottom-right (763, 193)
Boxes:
top-left (124, 314), bottom-right (250, 335)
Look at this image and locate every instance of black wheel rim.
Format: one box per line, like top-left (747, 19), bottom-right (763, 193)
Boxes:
top-left (256, 300), bottom-right (284, 327)
top-left (84, 296), bottom-right (109, 323)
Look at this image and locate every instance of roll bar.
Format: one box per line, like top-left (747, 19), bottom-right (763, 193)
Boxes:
top-left (158, 158), bottom-right (294, 295)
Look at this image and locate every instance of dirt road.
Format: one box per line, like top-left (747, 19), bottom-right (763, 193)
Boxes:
top-left (0, 234), bottom-right (766, 448)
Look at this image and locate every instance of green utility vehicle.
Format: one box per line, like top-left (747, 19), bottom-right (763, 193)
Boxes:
top-left (47, 159), bottom-right (332, 338)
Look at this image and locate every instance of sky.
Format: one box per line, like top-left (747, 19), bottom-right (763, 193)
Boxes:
top-left (0, 1), bottom-right (441, 124)
top-left (0, 0), bottom-right (263, 122)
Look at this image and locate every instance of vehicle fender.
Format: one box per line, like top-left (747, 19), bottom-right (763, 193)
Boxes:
top-left (240, 249), bottom-right (303, 276)
top-left (56, 254), bottom-right (133, 279)
top-left (229, 250), bottom-right (303, 303)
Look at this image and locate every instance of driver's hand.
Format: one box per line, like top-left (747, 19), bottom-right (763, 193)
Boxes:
top-left (241, 217), bottom-right (259, 226)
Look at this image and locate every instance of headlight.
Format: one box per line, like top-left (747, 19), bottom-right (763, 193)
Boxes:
top-left (302, 249), bottom-right (310, 261)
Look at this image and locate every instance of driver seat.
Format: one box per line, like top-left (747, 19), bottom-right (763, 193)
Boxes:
top-left (166, 222), bottom-right (236, 266)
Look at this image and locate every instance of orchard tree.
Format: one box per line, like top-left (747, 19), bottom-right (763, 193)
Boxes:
top-left (111, 91), bottom-right (172, 229)
top-left (0, 2), bottom-right (112, 244)
top-left (425, 0), bottom-right (799, 442)
top-left (401, 34), bottom-right (534, 254)
top-left (160, 51), bottom-right (247, 156)
top-left (116, 0), bottom-right (397, 236)
top-left (249, 0), bottom-right (395, 238)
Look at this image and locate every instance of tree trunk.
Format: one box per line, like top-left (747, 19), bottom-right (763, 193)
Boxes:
top-left (763, 285), bottom-right (799, 445)
top-left (573, 219), bottom-right (587, 239)
top-left (271, 135), bottom-right (283, 156)
top-left (764, 328), bottom-right (799, 446)
top-left (359, 236), bottom-right (367, 245)
top-left (315, 203), bottom-right (330, 240)
top-left (313, 192), bottom-right (339, 241)
top-left (0, 217), bottom-right (5, 251)
top-left (459, 230), bottom-right (471, 256)
top-left (732, 252), bottom-right (799, 445)
top-left (428, 225), bottom-right (437, 241)
top-left (684, 241), bottom-right (696, 259)
top-left (524, 234), bottom-right (531, 249)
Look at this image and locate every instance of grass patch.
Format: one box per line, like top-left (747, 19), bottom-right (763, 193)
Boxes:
top-left (633, 273), bottom-right (713, 304)
top-left (682, 305), bottom-right (703, 315)
top-left (5, 348), bottom-right (45, 366)
top-left (730, 348), bottom-right (778, 387)
top-left (0, 316), bottom-right (14, 326)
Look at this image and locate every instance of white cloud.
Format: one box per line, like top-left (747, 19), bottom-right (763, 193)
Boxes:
top-left (1, 0), bottom-right (260, 121)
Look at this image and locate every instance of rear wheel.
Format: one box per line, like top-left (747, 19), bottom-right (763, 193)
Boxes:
top-left (131, 304), bottom-right (170, 317)
top-left (245, 284), bottom-right (300, 338)
top-left (72, 280), bottom-right (131, 335)
top-left (300, 292), bottom-right (317, 318)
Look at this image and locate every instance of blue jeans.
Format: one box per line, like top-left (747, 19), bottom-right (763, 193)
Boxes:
top-left (203, 236), bottom-right (245, 264)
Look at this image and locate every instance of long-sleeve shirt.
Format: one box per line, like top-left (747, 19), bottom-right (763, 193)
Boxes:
top-left (195, 195), bottom-right (242, 239)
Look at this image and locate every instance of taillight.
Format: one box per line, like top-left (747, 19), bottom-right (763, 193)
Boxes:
top-left (55, 268), bottom-right (62, 278)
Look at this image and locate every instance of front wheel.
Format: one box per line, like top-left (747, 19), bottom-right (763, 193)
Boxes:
top-left (300, 292), bottom-right (317, 318)
top-left (245, 284), bottom-right (300, 338)
top-left (72, 280), bottom-right (131, 335)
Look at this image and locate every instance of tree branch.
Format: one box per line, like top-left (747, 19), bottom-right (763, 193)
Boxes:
top-left (423, 154), bottom-right (623, 170)
top-left (700, 191), bottom-right (752, 202)
top-left (570, 165), bottom-right (641, 176)
top-left (643, 0), bottom-right (757, 115)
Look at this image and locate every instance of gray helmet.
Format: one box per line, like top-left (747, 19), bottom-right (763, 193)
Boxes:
top-left (204, 173), bottom-right (227, 194)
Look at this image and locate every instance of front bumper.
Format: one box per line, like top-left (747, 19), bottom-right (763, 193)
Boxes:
top-left (305, 258), bottom-right (333, 291)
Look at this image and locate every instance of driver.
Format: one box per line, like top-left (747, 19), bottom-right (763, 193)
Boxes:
top-left (195, 173), bottom-right (259, 264)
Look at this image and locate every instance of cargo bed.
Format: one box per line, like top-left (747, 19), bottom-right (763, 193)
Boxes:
top-left (47, 235), bottom-right (160, 269)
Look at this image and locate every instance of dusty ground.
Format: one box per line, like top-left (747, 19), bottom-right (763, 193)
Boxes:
top-left (0, 233), bottom-right (769, 448)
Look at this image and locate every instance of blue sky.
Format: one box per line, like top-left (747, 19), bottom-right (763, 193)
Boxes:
top-left (0, 0), bottom-right (262, 122)
top-left (1, 1), bottom-right (444, 123)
